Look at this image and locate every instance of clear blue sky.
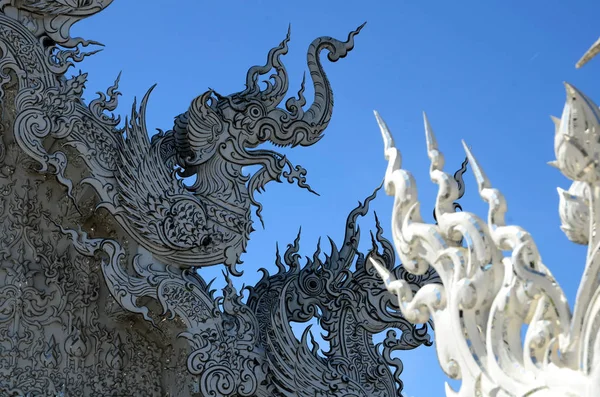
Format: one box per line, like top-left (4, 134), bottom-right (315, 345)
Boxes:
top-left (73, 1), bottom-right (600, 395)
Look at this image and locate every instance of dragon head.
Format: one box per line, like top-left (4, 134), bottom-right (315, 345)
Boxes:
top-left (172, 24), bottom-right (364, 222)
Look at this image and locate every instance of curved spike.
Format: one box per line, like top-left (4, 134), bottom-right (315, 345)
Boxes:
top-left (462, 141), bottom-right (490, 192)
top-left (284, 228), bottom-right (302, 269)
top-left (274, 243), bottom-right (285, 273)
top-left (423, 112), bottom-right (446, 172)
top-left (423, 112), bottom-right (438, 152)
top-left (327, 236), bottom-right (339, 254)
top-left (300, 324), bottom-right (315, 346)
top-left (374, 110), bottom-right (395, 152)
top-left (312, 237), bottom-right (322, 263)
top-left (370, 257), bottom-right (405, 292)
top-left (576, 36), bottom-right (600, 68)
top-left (547, 161), bottom-right (560, 169)
top-left (369, 230), bottom-right (378, 251)
top-left (206, 277), bottom-right (216, 291)
top-left (284, 71), bottom-right (307, 117)
top-left (238, 27), bottom-right (291, 108)
top-left (370, 257), bottom-right (389, 281)
top-left (550, 115), bottom-right (561, 132)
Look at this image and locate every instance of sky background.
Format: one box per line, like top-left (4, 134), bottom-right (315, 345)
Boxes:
top-left (72, 1), bottom-right (600, 395)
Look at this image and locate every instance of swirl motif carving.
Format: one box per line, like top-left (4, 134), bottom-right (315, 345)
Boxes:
top-left (0, 2), bottom-right (454, 396)
top-left (0, 131), bottom-right (171, 396)
top-left (61, 184), bottom-right (456, 396)
top-left (0, 3), bottom-right (363, 274)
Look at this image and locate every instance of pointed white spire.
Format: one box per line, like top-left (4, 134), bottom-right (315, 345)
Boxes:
top-left (423, 111), bottom-right (438, 152)
top-left (373, 110), bottom-right (395, 150)
top-left (576, 36), bottom-right (600, 68)
top-left (462, 141), bottom-right (490, 191)
top-left (550, 115), bottom-right (561, 132)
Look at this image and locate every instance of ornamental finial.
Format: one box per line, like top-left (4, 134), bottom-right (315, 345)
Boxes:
top-left (371, 39), bottom-right (600, 396)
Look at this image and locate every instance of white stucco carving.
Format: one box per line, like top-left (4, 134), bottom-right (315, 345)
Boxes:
top-left (372, 41), bottom-right (600, 397)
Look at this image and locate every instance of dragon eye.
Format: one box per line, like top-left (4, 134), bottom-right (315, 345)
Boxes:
top-left (249, 106), bottom-right (261, 118)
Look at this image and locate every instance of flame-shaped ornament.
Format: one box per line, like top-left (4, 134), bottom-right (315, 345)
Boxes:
top-left (370, 86), bottom-right (600, 395)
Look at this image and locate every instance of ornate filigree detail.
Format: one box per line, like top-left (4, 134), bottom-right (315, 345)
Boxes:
top-left (246, 186), bottom-right (437, 397)
top-left (0, 2), bottom-right (453, 396)
top-left (371, 45), bottom-right (600, 395)
top-left (0, 139), bottom-right (169, 396)
top-left (0, 0), bottom-right (112, 47)
top-left (60, 224), bottom-right (267, 396)
top-left (0, 5), bottom-right (363, 274)
top-left (59, 185), bottom-right (442, 397)
top-left (173, 24), bottom-right (364, 227)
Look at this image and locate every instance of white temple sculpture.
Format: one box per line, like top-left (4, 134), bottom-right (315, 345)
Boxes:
top-left (371, 38), bottom-right (600, 397)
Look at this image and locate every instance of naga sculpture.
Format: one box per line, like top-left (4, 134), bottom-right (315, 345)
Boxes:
top-left (371, 38), bottom-right (600, 396)
top-left (0, 1), bottom-right (465, 396)
top-left (4, 1), bottom-right (363, 275)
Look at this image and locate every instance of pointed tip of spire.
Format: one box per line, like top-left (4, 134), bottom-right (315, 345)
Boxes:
top-left (564, 81), bottom-right (577, 96)
top-left (461, 141), bottom-right (489, 190)
top-left (550, 115), bottom-right (561, 135)
top-left (576, 37), bottom-right (600, 69)
top-left (369, 257), bottom-right (391, 284)
top-left (461, 140), bottom-right (473, 160)
top-left (422, 111), bottom-right (429, 125)
top-left (547, 160), bottom-right (559, 169)
top-left (562, 81), bottom-right (600, 119)
top-left (461, 139), bottom-right (468, 150)
top-left (422, 111), bottom-right (437, 151)
top-left (373, 110), bottom-right (395, 150)
top-left (563, 82), bottom-right (587, 105)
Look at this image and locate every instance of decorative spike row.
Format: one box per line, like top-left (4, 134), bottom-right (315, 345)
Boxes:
top-left (369, 106), bottom-right (585, 396)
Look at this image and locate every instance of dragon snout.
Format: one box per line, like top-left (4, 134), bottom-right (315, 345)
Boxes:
top-left (267, 125), bottom-right (324, 148)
